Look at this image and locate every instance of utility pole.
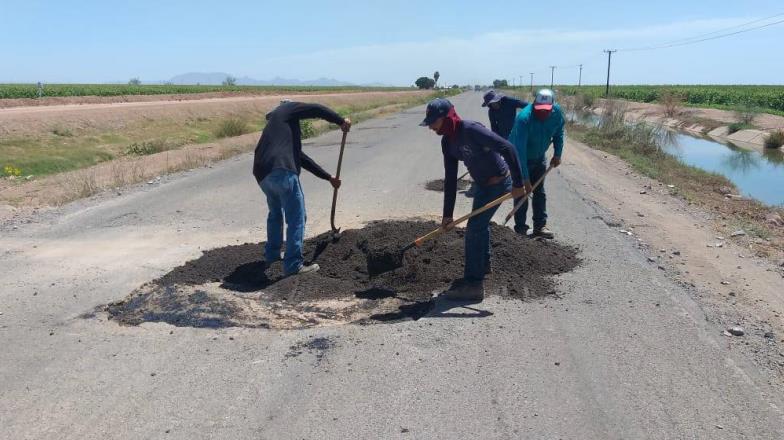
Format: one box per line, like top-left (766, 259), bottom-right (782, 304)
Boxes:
top-left (549, 66), bottom-right (556, 89)
top-left (519, 75), bottom-right (523, 89)
top-left (578, 64), bottom-right (583, 87)
top-left (529, 73), bottom-right (534, 94)
top-left (603, 50), bottom-right (617, 97)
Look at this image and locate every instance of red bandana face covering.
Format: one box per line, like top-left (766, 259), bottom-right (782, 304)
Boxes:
top-left (534, 108), bottom-right (552, 121)
top-left (437, 107), bottom-right (462, 140)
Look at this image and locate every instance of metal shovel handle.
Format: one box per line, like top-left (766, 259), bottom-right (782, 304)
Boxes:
top-left (330, 131), bottom-right (348, 233)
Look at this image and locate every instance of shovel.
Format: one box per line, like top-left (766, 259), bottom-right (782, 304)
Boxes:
top-left (366, 188), bottom-right (518, 276)
top-left (502, 165), bottom-right (553, 226)
top-left (329, 131), bottom-right (348, 239)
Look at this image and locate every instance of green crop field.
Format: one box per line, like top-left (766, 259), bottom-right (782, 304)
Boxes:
top-left (557, 85), bottom-right (784, 115)
top-left (0, 83), bottom-right (409, 99)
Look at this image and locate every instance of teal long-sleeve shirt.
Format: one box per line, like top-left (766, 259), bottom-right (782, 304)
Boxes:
top-left (507, 103), bottom-right (565, 180)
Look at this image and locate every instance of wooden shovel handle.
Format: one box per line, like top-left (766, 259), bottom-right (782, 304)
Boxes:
top-left (330, 131), bottom-right (348, 232)
top-left (502, 165), bottom-right (553, 225)
top-left (413, 190), bottom-right (516, 247)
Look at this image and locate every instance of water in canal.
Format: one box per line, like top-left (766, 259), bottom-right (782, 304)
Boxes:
top-left (568, 112), bottom-right (784, 206)
top-left (663, 135), bottom-right (784, 206)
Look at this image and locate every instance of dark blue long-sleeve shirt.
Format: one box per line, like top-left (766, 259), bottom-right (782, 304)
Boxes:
top-left (488, 96), bottom-right (528, 139)
top-left (253, 102), bottom-right (345, 183)
top-left (441, 120), bottom-right (524, 218)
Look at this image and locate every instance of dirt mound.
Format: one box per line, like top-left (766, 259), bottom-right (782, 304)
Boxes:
top-left (425, 179), bottom-right (471, 192)
top-left (105, 220), bottom-right (580, 329)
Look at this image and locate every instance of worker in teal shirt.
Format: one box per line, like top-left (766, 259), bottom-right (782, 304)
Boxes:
top-left (507, 89), bottom-right (565, 238)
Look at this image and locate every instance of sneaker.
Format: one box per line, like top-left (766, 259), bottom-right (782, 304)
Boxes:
top-left (532, 226), bottom-right (554, 239)
top-left (289, 263), bottom-right (320, 276)
top-left (440, 279), bottom-right (484, 302)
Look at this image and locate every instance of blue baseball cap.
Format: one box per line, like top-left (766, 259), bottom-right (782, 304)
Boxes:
top-left (420, 98), bottom-right (454, 126)
top-left (482, 90), bottom-right (503, 107)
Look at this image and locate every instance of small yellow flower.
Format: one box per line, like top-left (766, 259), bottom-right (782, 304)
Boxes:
top-left (3, 165), bottom-right (21, 177)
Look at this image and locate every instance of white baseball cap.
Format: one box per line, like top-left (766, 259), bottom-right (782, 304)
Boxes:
top-left (534, 89), bottom-right (555, 110)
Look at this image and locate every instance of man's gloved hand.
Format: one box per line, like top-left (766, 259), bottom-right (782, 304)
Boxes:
top-left (341, 118), bottom-right (352, 132)
top-left (550, 156), bottom-right (561, 168)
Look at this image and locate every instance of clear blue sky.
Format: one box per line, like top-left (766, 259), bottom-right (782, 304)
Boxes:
top-left (2, 0), bottom-right (783, 85)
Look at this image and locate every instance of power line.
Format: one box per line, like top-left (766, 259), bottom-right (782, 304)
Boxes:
top-left (619, 15), bottom-right (784, 52)
top-left (510, 12), bottom-right (784, 89)
top-left (629, 12), bottom-right (784, 49)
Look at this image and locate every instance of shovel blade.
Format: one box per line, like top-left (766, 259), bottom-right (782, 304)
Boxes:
top-left (366, 242), bottom-right (414, 277)
top-left (366, 248), bottom-right (404, 277)
top-left (329, 228), bottom-right (342, 242)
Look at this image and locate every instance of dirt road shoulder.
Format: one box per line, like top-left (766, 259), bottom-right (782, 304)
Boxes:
top-left (563, 138), bottom-right (784, 373)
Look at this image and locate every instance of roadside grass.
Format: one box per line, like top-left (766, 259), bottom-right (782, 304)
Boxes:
top-left (726, 105), bottom-right (760, 134)
top-left (659, 90), bottom-right (684, 118)
top-left (0, 135), bottom-right (116, 176)
top-left (125, 140), bottom-right (167, 156)
top-left (299, 88), bottom-right (458, 140)
top-left (51, 126), bottom-right (74, 137)
top-left (1, 89), bottom-right (441, 205)
top-left (728, 122), bottom-right (755, 134)
top-left (214, 117), bottom-right (252, 138)
top-left (1, 90), bottom-right (443, 182)
top-left (687, 102), bottom-right (784, 118)
top-left (569, 103), bottom-right (784, 256)
top-left (0, 115), bottom-right (264, 179)
top-left (764, 130), bottom-right (784, 149)
top-left (735, 106), bottom-right (759, 125)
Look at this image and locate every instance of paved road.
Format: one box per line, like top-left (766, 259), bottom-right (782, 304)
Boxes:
top-left (1, 92), bottom-right (783, 439)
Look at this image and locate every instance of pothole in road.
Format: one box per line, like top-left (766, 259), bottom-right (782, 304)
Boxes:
top-left (102, 220), bottom-right (580, 330)
top-left (424, 179), bottom-right (471, 192)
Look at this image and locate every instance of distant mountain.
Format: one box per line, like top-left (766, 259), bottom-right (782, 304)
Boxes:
top-left (167, 72), bottom-right (357, 87)
top-left (168, 72), bottom-right (232, 85)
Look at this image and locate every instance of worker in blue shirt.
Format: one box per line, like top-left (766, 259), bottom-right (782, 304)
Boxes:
top-left (482, 90), bottom-right (528, 139)
top-left (507, 89), bottom-right (564, 239)
top-left (422, 98), bottom-right (528, 301)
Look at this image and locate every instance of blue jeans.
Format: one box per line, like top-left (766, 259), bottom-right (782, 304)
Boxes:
top-left (260, 169), bottom-right (306, 275)
top-left (514, 159), bottom-right (548, 233)
top-left (465, 175), bottom-right (512, 281)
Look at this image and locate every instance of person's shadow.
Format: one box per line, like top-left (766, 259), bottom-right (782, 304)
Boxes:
top-left (219, 261), bottom-right (282, 292)
top-left (369, 298), bottom-right (494, 322)
top-left (427, 279), bottom-right (494, 318)
top-left (367, 280), bottom-right (494, 322)
top-left (427, 297), bottom-right (494, 318)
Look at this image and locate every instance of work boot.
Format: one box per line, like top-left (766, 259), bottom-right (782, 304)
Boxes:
top-left (440, 279), bottom-right (484, 302)
top-left (532, 226), bottom-right (554, 239)
top-left (514, 225), bottom-right (529, 236)
top-left (289, 263), bottom-right (320, 276)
